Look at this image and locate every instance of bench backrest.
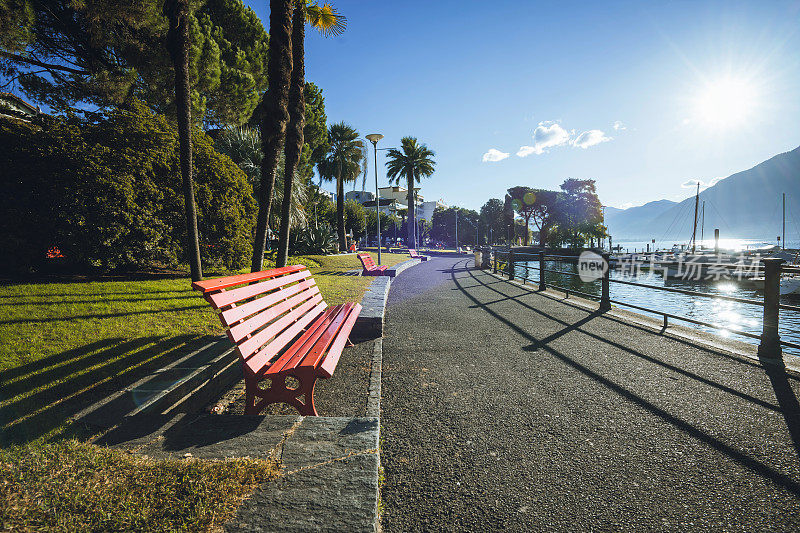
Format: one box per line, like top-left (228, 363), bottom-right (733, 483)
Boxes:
top-left (192, 265), bottom-right (327, 375)
top-left (358, 253), bottom-right (377, 270)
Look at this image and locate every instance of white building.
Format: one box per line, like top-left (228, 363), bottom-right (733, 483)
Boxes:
top-left (345, 190), bottom-right (374, 203)
top-left (377, 186), bottom-right (447, 222)
top-left (417, 199), bottom-right (448, 222)
top-left (343, 186), bottom-right (448, 223)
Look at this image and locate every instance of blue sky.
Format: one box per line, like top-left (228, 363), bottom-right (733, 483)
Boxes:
top-left (244, 0), bottom-right (800, 211)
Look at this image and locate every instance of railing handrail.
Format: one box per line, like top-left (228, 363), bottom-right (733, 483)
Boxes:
top-left (489, 249), bottom-right (799, 354)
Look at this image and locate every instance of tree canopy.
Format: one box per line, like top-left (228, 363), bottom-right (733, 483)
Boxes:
top-left (0, 0), bottom-right (269, 125)
top-left (0, 102), bottom-right (256, 273)
top-left (479, 198), bottom-right (505, 244)
top-left (505, 179), bottom-right (604, 247)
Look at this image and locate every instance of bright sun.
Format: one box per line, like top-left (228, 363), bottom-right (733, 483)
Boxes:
top-left (694, 77), bottom-right (757, 128)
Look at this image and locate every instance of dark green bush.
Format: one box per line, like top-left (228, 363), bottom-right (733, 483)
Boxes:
top-left (0, 104), bottom-right (256, 274)
top-left (289, 223), bottom-right (338, 255)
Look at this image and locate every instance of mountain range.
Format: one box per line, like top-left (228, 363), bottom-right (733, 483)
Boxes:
top-left (605, 145), bottom-right (800, 243)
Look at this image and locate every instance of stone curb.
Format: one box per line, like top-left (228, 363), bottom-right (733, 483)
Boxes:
top-left (352, 277), bottom-right (391, 342)
top-left (366, 338), bottom-right (382, 418)
top-left (386, 257), bottom-right (421, 277)
top-left (352, 257), bottom-right (423, 341)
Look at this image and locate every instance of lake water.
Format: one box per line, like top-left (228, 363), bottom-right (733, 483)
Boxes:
top-left (514, 258), bottom-right (800, 358)
top-left (613, 238), bottom-right (800, 254)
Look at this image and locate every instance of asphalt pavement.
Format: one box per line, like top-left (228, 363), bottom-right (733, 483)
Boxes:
top-left (380, 255), bottom-right (800, 531)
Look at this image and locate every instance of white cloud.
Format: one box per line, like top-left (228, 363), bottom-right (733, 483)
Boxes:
top-left (571, 129), bottom-right (612, 149)
top-left (613, 120), bottom-right (626, 131)
top-left (481, 148), bottom-right (509, 162)
top-left (620, 202), bottom-right (634, 209)
top-left (681, 176), bottom-right (725, 190)
top-left (516, 121), bottom-right (571, 157)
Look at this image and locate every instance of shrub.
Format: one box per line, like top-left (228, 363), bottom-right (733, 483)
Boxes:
top-left (289, 223), bottom-right (338, 255)
top-left (0, 104), bottom-right (256, 274)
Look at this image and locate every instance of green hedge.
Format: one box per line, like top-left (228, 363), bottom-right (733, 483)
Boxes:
top-left (0, 104), bottom-right (256, 274)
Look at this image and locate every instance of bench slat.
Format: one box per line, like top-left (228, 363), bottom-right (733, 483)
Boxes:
top-left (192, 264), bottom-right (306, 294)
top-left (209, 270), bottom-right (311, 309)
top-left (358, 253), bottom-right (383, 272)
top-left (246, 300), bottom-right (328, 375)
top-left (266, 304), bottom-right (345, 375)
top-left (220, 278), bottom-right (317, 327)
top-left (227, 283), bottom-right (321, 343)
top-left (237, 293), bottom-right (325, 359)
top-left (298, 302), bottom-right (357, 376)
top-left (318, 303), bottom-right (361, 377)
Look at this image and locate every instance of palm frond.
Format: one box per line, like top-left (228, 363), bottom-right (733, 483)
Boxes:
top-left (305, 2), bottom-right (347, 37)
top-left (316, 121), bottom-right (364, 186)
top-left (384, 136), bottom-right (436, 185)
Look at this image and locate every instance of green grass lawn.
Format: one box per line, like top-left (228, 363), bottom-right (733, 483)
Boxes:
top-left (0, 251), bottom-right (409, 444)
top-left (0, 251), bottom-right (410, 530)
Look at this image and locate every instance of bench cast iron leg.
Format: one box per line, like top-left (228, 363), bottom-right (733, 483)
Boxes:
top-left (245, 371), bottom-right (320, 416)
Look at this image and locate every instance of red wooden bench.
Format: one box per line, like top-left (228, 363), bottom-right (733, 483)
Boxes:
top-left (408, 249), bottom-right (429, 261)
top-left (192, 265), bottom-right (362, 416)
top-left (357, 253), bottom-right (389, 276)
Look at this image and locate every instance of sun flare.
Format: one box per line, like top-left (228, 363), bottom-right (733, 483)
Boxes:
top-left (694, 76), bottom-right (757, 128)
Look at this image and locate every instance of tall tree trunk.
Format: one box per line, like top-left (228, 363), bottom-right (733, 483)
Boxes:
top-left (337, 170), bottom-right (345, 251)
top-left (523, 214), bottom-right (531, 246)
top-left (165, 0), bottom-right (202, 282)
top-left (251, 0), bottom-right (293, 272)
top-left (406, 173), bottom-right (415, 248)
top-left (276, 2), bottom-right (305, 268)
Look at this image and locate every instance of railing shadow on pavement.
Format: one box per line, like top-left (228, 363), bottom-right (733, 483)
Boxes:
top-left (760, 356), bottom-right (800, 458)
top-left (465, 258), bottom-right (800, 419)
top-left (460, 263), bottom-right (787, 413)
top-left (448, 258), bottom-right (800, 496)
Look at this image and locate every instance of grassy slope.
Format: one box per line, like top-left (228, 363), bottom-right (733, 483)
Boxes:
top-left (0, 440), bottom-right (279, 532)
top-left (1, 252), bottom-right (409, 444)
top-left (0, 252), bottom-right (409, 530)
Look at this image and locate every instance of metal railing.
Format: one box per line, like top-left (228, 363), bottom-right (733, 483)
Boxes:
top-left (489, 248), bottom-right (800, 355)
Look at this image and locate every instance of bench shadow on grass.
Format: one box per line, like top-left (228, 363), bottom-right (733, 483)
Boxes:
top-left (0, 334), bottom-right (217, 445)
top-left (314, 270), bottom-right (362, 276)
top-left (450, 259), bottom-right (800, 497)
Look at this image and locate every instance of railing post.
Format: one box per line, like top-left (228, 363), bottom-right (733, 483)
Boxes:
top-left (600, 252), bottom-right (611, 311)
top-left (508, 248), bottom-right (515, 281)
top-left (758, 258), bottom-right (784, 359)
top-left (538, 251), bottom-right (546, 291)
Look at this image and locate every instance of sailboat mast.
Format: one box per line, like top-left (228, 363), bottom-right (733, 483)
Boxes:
top-left (691, 182), bottom-right (700, 254)
top-left (783, 192), bottom-right (786, 250)
top-left (700, 201), bottom-right (705, 250)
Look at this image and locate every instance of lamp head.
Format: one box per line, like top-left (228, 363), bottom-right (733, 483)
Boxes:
top-left (366, 133), bottom-right (384, 145)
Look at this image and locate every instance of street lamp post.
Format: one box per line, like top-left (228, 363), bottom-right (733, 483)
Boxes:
top-left (454, 208), bottom-right (458, 251)
top-left (366, 133), bottom-right (384, 265)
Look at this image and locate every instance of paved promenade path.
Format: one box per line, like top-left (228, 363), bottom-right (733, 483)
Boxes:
top-left (380, 256), bottom-right (800, 531)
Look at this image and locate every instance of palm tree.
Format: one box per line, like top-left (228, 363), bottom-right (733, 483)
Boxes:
top-left (251, 0), bottom-right (293, 273)
top-left (164, 0), bottom-right (202, 281)
top-left (214, 126), bottom-right (308, 230)
top-left (385, 137), bottom-right (436, 248)
top-left (317, 122), bottom-right (363, 251)
top-left (276, 1), bottom-right (346, 267)
top-left (359, 143), bottom-right (368, 192)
